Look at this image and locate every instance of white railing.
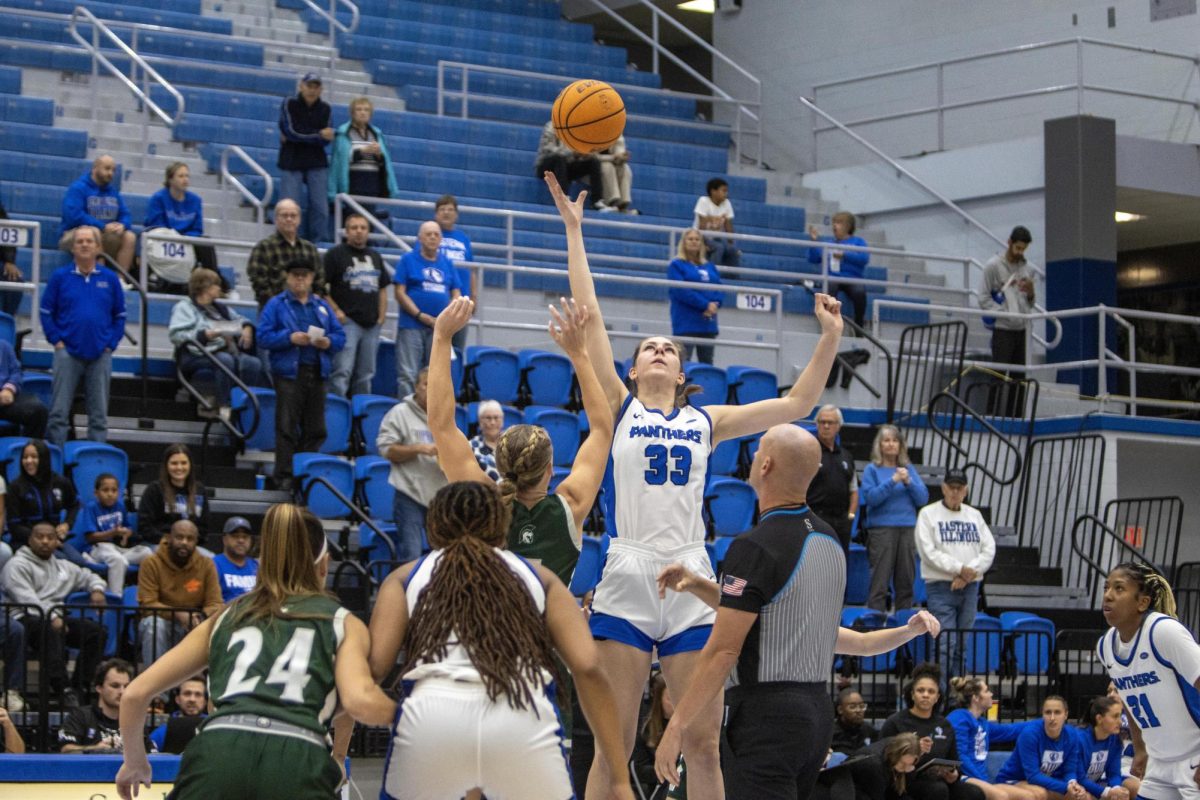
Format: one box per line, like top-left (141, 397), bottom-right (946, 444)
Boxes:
top-left (68, 5), bottom-right (184, 149)
top-left (871, 299), bottom-right (1200, 414)
top-left (295, 0), bottom-right (359, 93)
top-left (810, 37), bottom-right (1200, 166)
top-left (219, 147), bottom-right (275, 227)
top-left (0, 219), bottom-right (43, 340)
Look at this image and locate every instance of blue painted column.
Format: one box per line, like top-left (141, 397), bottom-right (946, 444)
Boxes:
top-left (1043, 116), bottom-right (1117, 397)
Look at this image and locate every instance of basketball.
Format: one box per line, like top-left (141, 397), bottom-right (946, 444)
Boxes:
top-left (552, 79), bottom-right (626, 154)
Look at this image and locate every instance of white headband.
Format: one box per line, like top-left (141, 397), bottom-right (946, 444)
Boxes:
top-left (314, 535), bottom-right (328, 565)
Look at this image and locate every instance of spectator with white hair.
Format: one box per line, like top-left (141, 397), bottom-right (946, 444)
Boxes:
top-left (469, 400), bottom-right (505, 482)
top-left (806, 404), bottom-right (858, 552)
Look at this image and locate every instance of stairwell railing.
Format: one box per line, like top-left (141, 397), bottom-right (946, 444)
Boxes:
top-left (1070, 512), bottom-right (1166, 605)
top-left (173, 341), bottom-right (262, 471)
top-left (219, 147), bottom-right (275, 227)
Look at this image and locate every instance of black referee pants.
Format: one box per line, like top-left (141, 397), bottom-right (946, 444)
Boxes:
top-left (724, 682), bottom-right (832, 800)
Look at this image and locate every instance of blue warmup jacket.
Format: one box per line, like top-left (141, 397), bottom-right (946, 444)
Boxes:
top-left (60, 171), bottom-right (131, 234)
top-left (861, 463), bottom-right (929, 527)
top-left (667, 258), bottom-right (723, 337)
top-left (144, 189), bottom-right (204, 236)
top-left (0, 339), bottom-right (23, 393)
top-left (807, 234), bottom-right (869, 278)
top-left (947, 708), bottom-right (1028, 781)
top-left (256, 290), bottom-right (345, 380)
top-left (1071, 726), bottom-right (1125, 798)
top-left (996, 722), bottom-right (1082, 795)
top-left (40, 264), bottom-right (127, 360)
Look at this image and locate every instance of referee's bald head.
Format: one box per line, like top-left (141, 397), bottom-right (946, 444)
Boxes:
top-left (748, 423), bottom-right (822, 502)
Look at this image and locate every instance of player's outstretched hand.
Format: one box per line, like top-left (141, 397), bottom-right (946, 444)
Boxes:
top-left (813, 292), bottom-right (844, 336)
top-left (544, 172), bottom-right (587, 230)
top-left (656, 563), bottom-right (700, 600)
top-left (654, 722), bottom-right (685, 786)
top-left (116, 757), bottom-right (152, 800)
top-left (906, 609), bottom-right (942, 639)
top-left (434, 296), bottom-right (474, 340)
top-left (548, 297), bottom-right (590, 357)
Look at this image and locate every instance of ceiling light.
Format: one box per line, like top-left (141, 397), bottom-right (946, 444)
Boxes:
top-left (678, 0), bottom-right (715, 12)
top-left (1114, 211), bottom-right (1146, 223)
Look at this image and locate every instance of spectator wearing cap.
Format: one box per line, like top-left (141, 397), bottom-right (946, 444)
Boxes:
top-left (914, 468), bottom-right (996, 677)
top-left (278, 73), bottom-right (334, 242)
top-left (257, 260), bottom-right (345, 492)
top-left (212, 516), bottom-right (257, 603)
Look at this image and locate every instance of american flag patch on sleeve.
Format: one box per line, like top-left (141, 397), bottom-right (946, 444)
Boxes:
top-left (722, 574), bottom-right (747, 597)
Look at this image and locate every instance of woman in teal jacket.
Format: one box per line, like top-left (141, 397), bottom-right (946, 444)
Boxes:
top-left (327, 97), bottom-right (398, 216)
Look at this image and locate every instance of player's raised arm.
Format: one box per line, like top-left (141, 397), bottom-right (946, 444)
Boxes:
top-left (428, 298), bottom-right (489, 484)
top-left (544, 172), bottom-right (626, 413)
top-left (708, 293), bottom-right (844, 444)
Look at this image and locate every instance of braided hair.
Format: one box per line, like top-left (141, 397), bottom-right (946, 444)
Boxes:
top-left (400, 481), bottom-right (560, 711)
top-left (1110, 561), bottom-right (1178, 618)
top-left (495, 424), bottom-right (553, 509)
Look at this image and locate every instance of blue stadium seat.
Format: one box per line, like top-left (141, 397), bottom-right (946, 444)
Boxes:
top-left (320, 394), bottom-right (353, 454)
top-left (64, 590), bottom-right (122, 657)
top-left (455, 404), bottom-right (469, 435)
top-left (709, 436), bottom-right (742, 476)
top-left (64, 442), bottom-right (128, 497)
top-left (705, 477), bottom-right (757, 538)
top-left (549, 466), bottom-right (569, 492)
top-left (353, 454), bottom-right (393, 522)
top-left (967, 614), bottom-right (1004, 674)
top-left (519, 349), bottom-right (573, 408)
top-left (524, 406), bottom-right (580, 467)
top-left (231, 387), bottom-right (275, 452)
top-left (466, 346), bottom-right (520, 404)
top-left (292, 453), bottom-right (354, 518)
top-left (0, 311), bottom-right (14, 345)
top-left (372, 339), bottom-right (397, 398)
top-left (845, 543), bottom-right (869, 605)
top-left (0, 436), bottom-right (62, 482)
top-left (685, 363), bottom-right (727, 408)
top-left (351, 394), bottom-right (396, 455)
top-left (712, 535), bottom-right (735, 569)
top-left (725, 366), bottom-right (779, 405)
top-left (568, 534), bottom-right (609, 596)
top-left (1002, 613), bottom-right (1055, 675)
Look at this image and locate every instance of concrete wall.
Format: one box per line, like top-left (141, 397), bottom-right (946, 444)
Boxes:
top-left (712, 0), bottom-right (1200, 172)
top-left (1115, 436), bottom-right (1200, 563)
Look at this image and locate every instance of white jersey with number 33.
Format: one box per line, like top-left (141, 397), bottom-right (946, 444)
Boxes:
top-left (610, 395), bottom-right (712, 550)
top-left (1097, 611), bottom-right (1200, 763)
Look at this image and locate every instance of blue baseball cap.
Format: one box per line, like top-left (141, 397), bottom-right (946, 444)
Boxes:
top-left (223, 516), bottom-right (254, 535)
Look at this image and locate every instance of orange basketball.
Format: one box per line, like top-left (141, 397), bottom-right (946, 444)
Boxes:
top-left (552, 79), bottom-right (626, 154)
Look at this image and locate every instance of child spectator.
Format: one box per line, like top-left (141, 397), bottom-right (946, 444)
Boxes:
top-left (73, 473), bottom-right (152, 595)
top-left (212, 516), bottom-right (258, 603)
top-left (693, 177), bottom-right (739, 268)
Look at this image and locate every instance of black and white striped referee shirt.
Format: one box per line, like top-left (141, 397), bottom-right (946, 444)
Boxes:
top-left (719, 504), bottom-right (847, 687)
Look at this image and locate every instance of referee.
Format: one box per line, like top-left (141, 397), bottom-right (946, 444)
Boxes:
top-left (654, 424), bottom-right (939, 800)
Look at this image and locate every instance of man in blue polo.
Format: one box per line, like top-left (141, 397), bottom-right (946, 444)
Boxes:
top-left (257, 260), bottom-right (345, 492)
top-left (212, 516), bottom-right (258, 602)
top-left (40, 225), bottom-right (126, 445)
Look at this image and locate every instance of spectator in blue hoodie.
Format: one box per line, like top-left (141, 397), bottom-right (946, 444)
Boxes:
top-left (40, 226), bottom-right (127, 445)
top-left (807, 211), bottom-right (869, 329)
top-left (668, 228), bottom-right (723, 365)
top-left (1072, 697), bottom-right (1139, 800)
top-left (946, 676), bottom-right (1035, 800)
top-left (278, 73), bottom-right (334, 243)
top-left (0, 339), bottom-right (48, 439)
top-left (861, 424), bottom-right (928, 612)
top-left (997, 696), bottom-right (1087, 800)
top-left (143, 162), bottom-right (217, 276)
top-left (59, 155), bottom-right (136, 271)
top-left (257, 260), bottom-right (344, 492)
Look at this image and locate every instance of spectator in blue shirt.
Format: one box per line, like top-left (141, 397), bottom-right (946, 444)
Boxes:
top-left (667, 228), bottom-right (723, 365)
top-left (392, 221), bottom-right (461, 398)
top-left (861, 424), bottom-right (928, 612)
top-left (60, 155), bottom-right (136, 271)
top-left (436, 195), bottom-right (475, 352)
top-left (73, 472), bottom-right (151, 595)
top-left (946, 676), bottom-right (1034, 800)
top-left (212, 516), bottom-right (258, 603)
top-left (147, 677), bottom-right (207, 754)
top-left (996, 696), bottom-right (1087, 800)
top-left (257, 260), bottom-right (345, 492)
top-left (0, 339), bottom-right (47, 439)
top-left (1072, 697), bottom-right (1139, 800)
top-left (143, 163), bottom-right (217, 277)
top-left (40, 226), bottom-right (127, 445)
top-left (807, 211), bottom-right (869, 329)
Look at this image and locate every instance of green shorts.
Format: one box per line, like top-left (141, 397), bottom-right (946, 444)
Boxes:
top-left (168, 727), bottom-right (343, 800)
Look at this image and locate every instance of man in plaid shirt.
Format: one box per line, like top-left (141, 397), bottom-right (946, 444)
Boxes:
top-left (247, 199), bottom-right (323, 308)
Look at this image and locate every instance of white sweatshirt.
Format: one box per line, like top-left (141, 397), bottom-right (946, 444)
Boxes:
top-left (914, 501), bottom-right (995, 583)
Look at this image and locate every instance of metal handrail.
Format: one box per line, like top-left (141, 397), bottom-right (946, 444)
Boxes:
top-left (68, 5), bottom-right (184, 128)
top-left (299, 474), bottom-right (396, 561)
top-left (573, 0), bottom-right (762, 165)
top-left (799, 96), bottom-right (1006, 250)
top-left (1070, 513), bottom-right (1161, 602)
top-left (220, 146), bottom-right (274, 226)
top-left (925, 390), bottom-right (1025, 484)
top-left (298, 0), bottom-right (360, 34)
top-left (174, 339), bottom-right (262, 468)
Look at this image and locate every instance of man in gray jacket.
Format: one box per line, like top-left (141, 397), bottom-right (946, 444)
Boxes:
top-left (977, 225), bottom-right (1036, 415)
top-left (375, 367), bottom-right (447, 562)
top-left (1, 522), bottom-right (107, 707)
